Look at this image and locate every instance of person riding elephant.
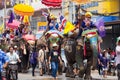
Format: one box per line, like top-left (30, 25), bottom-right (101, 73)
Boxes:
top-left (78, 12), bottom-right (96, 37)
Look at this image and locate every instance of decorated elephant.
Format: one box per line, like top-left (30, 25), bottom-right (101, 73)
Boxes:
top-left (64, 29), bottom-right (102, 79)
top-left (63, 28), bottom-right (79, 78)
top-left (45, 30), bottom-right (63, 74)
top-left (12, 38), bottom-right (32, 73)
top-left (77, 29), bottom-right (101, 79)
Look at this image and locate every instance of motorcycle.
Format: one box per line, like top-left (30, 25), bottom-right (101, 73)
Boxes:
top-left (7, 61), bottom-right (18, 80)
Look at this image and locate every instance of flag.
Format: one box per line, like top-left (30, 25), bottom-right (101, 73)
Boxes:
top-left (20, 16), bottom-right (24, 21)
top-left (41, 11), bottom-right (49, 17)
top-left (64, 21), bottom-right (75, 34)
top-left (59, 15), bottom-right (67, 31)
top-left (23, 16), bottom-right (29, 24)
top-left (0, 23), bottom-right (4, 34)
top-left (59, 15), bottom-right (75, 34)
top-left (95, 17), bottom-right (106, 37)
top-left (8, 10), bottom-right (15, 23)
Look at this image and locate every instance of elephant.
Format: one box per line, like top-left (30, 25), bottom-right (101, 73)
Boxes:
top-left (64, 37), bottom-right (77, 78)
top-left (64, 29), bottom-right (101, 79)
top-left (12, 38), bottom-right (32, 73)
top-left (44, 30), bottom-right (63, 75)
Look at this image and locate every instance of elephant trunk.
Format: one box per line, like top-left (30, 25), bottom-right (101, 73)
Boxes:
top-left (89, 36), bottom-right (98, 69)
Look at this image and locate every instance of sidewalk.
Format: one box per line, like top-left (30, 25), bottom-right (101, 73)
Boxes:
top-left (91, 70), bottom-right (117, 80)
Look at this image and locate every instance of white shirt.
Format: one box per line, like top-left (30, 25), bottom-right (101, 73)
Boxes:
top-left (38, 49), bottom-right (45, 62)
top-left (7, 52), bottom-right (19, 62)
top-left (115, 45), bottom-right (120, 65)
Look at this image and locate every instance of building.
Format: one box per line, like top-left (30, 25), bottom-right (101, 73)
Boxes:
top-left (62, 0), bottom-right (120, 49)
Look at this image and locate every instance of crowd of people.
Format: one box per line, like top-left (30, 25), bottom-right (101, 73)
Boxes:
top-left (0, 11), bottom-right (120, 80)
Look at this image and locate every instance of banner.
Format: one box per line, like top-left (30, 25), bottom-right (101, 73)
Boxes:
top-left (37, 22), bottom-right (47, 33)
top-left (0, 23), bottom-right (4, 34)
top-left (95, 17), bottom-right (106, 37)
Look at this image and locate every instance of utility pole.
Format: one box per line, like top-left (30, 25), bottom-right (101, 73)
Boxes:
top-left (4, 0), bottom-right (6, 29)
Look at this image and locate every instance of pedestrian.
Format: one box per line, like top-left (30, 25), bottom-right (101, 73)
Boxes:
top-left (7, 46), bottom-right (21, 63)
top-left (0, 49), bottom-right (9, 80)
top-left (48, 43), bottom-right (62, 80)
top-left (6, 46), bottom-right (21, 79)
top-left (115, 39), bottom-right (120, 80)
top-left (101, 50), bottom-right (109, 78)
top-left (97, 51), bottom-right (103, 75)
top-left (38, 45), bottom-right (46, 76)
top-left (30, 47), bottom-right (38, 76)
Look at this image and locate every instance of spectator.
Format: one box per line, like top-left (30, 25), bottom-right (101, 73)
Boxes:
top-left (38, 45), bottom-right (46, 76)
top-left (97, 51), bottom-right (103, 75)
top-left (6, 46), bottom-right (21, 63)
top-left (30, 47), bottom-right (38, 76)
top-left (115, 40), bottom-right (120, 80)
top-left (48, 43), bottom-right (62, 80)
top-left (0, 49), bottom-right (9, 80)
top-left (101, 50), bottom-right (109, 78)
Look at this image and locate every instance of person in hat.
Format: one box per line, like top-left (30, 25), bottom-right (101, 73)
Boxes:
top-left (44, 14), bottom-right (59, 35)
top-left (48, 43), bottom-right (62, 80)
top-left (81, 12), bottom-right (95, 31)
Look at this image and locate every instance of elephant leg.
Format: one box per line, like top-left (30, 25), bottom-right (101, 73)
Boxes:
top-left (84, 57), bottom-right (93, 80)
top-left (92, 56), bottom-right (98, 70)
top-left (65, 64), bottom-right (71, 77)
top-left (58, 63), bottom-right (62, 75)
top-left (76, 48), bottom-right (85, 78)
top-left (69, 65), bottom-right (75, 78)
top-left (76, 56), bottom-right (85, 78)
top-left (65, 64), bottom-right (75, 78)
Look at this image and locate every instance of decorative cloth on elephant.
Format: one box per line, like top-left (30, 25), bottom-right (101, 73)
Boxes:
top-left (45, 30), bottom-right (63, 42)
top-left (82, 29), bottom-right (99, 57)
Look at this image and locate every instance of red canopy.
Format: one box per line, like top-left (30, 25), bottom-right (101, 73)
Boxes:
top-left (42, 0), bottom-right (62, 7)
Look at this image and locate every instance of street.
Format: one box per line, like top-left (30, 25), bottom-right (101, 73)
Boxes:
top-left (18, 68), bottom-right (118, 80)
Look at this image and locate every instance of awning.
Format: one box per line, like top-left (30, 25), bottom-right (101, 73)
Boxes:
top-left (41, 0), bottom-right (62, 7)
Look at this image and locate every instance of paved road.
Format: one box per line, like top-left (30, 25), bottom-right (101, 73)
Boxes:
top-left (18, 69), bottom-right (118, 80)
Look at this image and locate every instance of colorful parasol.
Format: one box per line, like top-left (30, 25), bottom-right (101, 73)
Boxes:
top-left (42, 0), bottom-right (62, 7)
top-left (13, 4), bottom-right (34, 16)
top-left (6, 20), bottom-right (21, 29)
top-left (22, 34), bottom-right (36, 41)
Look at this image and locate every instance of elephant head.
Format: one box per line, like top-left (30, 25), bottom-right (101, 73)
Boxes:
top-left (45, 30), bottom-right (63, 51)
